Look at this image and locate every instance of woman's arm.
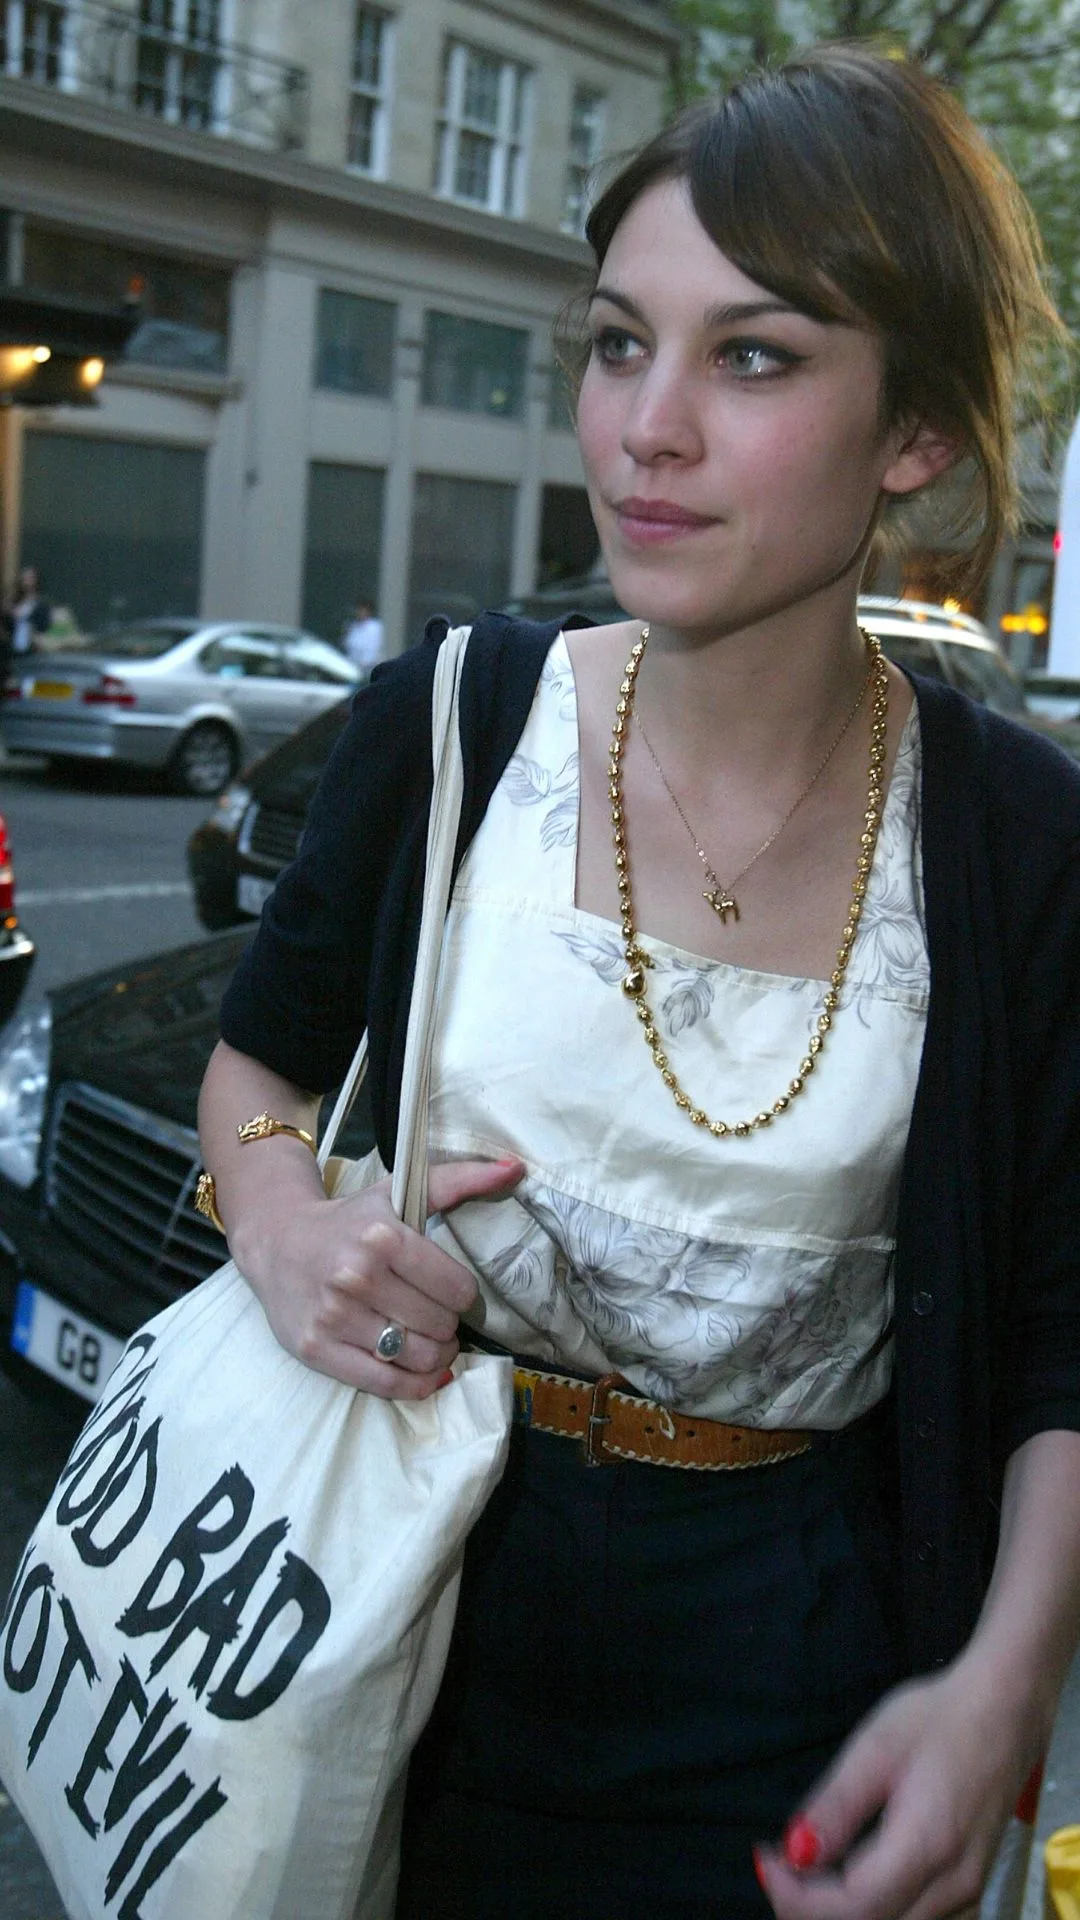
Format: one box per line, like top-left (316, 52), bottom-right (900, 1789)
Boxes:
top-left (756, 1427), bottom-right (1080, 1920)
top-left (198, 1038), bottom-right (523, 1398)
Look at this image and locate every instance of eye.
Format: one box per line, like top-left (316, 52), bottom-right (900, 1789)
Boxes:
top-left (589, 326), bottom-right (647, 370)
top-left (719, 339), bottom-right (801, 379)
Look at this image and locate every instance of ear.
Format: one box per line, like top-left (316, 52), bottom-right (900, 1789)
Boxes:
top-left (880, 421), bottom-right (960, 499)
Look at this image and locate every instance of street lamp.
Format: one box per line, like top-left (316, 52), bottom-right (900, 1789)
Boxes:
top-left (0, 289), bottom-right (137, 409)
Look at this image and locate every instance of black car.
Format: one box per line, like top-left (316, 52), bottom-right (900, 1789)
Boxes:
top-left (0, 935), bottom-right (373, 1407)
top-left (0, 810), bottom-right (35, 1026)
top-left (187, 697), bottom-right (352, 930)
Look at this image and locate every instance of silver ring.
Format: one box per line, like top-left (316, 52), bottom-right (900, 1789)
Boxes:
top-left (374, 1322), bottom-right (406, 1362)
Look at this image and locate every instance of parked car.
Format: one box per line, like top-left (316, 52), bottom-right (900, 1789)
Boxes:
top-left (187, 697), bottom-right (352, 930)
top-left (0, 936), bottom-right (373, 1407)
top-left (0, 812), bottom-right (35, 1026)
top-left (0, 619), bottom-right (360, 796)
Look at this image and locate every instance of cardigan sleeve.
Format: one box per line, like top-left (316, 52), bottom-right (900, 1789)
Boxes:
top-left (217, 634), bottom-right (439, 1093)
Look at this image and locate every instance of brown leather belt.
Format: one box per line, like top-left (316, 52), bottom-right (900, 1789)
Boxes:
top-left (512, 1365), bottom-right (814, 1471)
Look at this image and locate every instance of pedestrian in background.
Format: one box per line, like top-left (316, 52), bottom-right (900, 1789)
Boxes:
top-left (0, 565), bottom-right (51, 685)
top-left (341, 596), bottom-right (384, 674)
top-left (198, 45), bottom-right (1080, 1919)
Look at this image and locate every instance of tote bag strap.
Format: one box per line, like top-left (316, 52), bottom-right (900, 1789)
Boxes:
top-left (316, 624), bottom-right (470, 1236)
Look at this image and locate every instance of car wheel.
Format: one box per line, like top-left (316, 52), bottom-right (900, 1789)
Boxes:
top-left (171, 723), bottom-right (238, 797)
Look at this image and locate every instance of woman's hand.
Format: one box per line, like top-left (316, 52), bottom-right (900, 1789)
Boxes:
top-left (236, 1155), bottom-right (525, 1397)
top-left (754, 1658), bottom-right (1041, 1920)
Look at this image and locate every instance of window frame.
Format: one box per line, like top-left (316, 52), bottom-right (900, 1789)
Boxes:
top-left (313, 286), bottom-right (397, 399)
top-left (420, 308), bottom-right (529, 421)
top-left (562, 82), bottom-right (606, 236)
top-left (435, 39), bottom-right (532, 218)
top-left (347, 3), bottom-right (394, 179)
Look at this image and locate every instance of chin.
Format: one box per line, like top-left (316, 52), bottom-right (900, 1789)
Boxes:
top-left (608, 575), bottom-right (739, 636)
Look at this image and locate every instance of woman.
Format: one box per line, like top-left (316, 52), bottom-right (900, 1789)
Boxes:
top-left (198, 45), bottom-right (1080, 1919)
top-left (0, 566), bottom-right (50, 686)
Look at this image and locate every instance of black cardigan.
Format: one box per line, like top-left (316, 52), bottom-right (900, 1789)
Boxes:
top-left (221, 611), bottom-right (1080, 1672)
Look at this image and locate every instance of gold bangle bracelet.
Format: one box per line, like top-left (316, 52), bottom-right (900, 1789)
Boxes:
top-left (236, 1112), bottom-right (317, 1151)
top-left (196, 1116), bottom-right (318, 1236)
top-left (195, 1171), bottom-right (226, 1234)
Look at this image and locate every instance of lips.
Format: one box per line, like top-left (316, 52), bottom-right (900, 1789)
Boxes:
top-left (612, 496), bottom-right (718, 545)
top-left (615, 497), bottom-right (716, 527)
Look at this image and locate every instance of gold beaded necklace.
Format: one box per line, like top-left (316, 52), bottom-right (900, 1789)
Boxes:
top-left (610, 625), bottom-right (890, 1139)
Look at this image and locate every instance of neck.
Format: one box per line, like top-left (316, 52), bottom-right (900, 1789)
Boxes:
top-left (632, 603), bottom-right (871, 785)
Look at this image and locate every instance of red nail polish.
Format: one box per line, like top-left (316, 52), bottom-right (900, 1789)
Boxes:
top-left (436, 1369), bottom-right (455, 1389)
top-left (752, 1846), bottom-right (768, 1890)
top-left (783, 1814), bottom-right (822, 1870)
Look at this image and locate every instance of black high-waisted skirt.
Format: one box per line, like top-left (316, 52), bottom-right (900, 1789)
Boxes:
top-left (396, 1399), bottom-right (905, 1920)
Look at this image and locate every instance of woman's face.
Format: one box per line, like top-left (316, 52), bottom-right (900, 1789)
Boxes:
top-left (576, 178), bottom-right (934, 640)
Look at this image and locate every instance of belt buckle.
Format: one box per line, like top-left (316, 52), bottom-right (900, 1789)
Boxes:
top-left (583, 1372), bottom-right (624, 1466)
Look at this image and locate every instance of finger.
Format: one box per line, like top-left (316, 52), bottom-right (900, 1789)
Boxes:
top-left (784, 1713), bottom-right (898, 1870)
top-left (426, 1155), bottom-right (525, 1216)
top-left (353, 1310), bottom-right (459, 1378)
top-left (291, 1334), bottom-right (455, 1399)
top-left (345, 1215), bottom-right (479, 1317)
top-left (763, 1772), bottom-right (973, 1920)
top-left (345, 1251), bottom-right (465, 1346)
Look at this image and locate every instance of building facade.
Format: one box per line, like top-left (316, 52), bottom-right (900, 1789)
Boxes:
top-left (0, 0), bottom-right (678, 653)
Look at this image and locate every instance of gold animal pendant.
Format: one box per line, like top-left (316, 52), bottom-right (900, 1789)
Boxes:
top-left (704, 888), bottom-right (740, 924)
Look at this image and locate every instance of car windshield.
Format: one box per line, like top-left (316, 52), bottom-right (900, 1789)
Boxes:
top-left (91, 623), bottom-right (200, 659)
top-left (945, 645), bottom-right (1028, 716)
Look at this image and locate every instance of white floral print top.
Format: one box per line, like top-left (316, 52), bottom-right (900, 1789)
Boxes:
top-left (425, 634), bottom-right (929, 1427)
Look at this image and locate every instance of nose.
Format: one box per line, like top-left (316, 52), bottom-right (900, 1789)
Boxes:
top-left (621, 356), bottom-right (704, 466)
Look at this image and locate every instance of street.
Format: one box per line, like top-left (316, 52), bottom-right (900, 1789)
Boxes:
top-left (0, 749), bottom-right (216, 1915)
top-left (1, 752), bottom-right (210, 995)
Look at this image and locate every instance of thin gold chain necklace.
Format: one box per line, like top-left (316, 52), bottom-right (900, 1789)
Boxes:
top-left (633, 660), bottom-right (872, 925)
top-left (609, 625), bottom-right (889, 1138)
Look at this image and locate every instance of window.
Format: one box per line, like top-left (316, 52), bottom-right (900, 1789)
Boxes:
top-left (281, 637), bottom-right (359, 685)
top-left (21, 434), bottom-right (206, 632)
top-left (562, 85), bottom-right (605, 235)
top-left (872, 633), bottom-right (943, 681)
top-left (435, 41), bottom-right (531, 216)
top-left (136, 0), bottom-right (223, 131)
top-left (348, 5), bottom-right (393, 175)
top-left (942, 642), bottom-right (1027, 716)
top-left (2, 0), bottom-right (71, 85)
top-left (301, 462), bottom-right (385, 643)
top-left (421, 312), bottom-right (527, 419)
top-left (22, 223), bottom-right (230, 373)
top-left (200, 636), bottom-right (285, 679)
top-left (407, 474), bottom-right (516, 639)
top-left (314, 289), bottom-right (396, 397)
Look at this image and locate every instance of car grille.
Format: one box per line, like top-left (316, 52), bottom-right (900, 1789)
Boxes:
top-left (246, 802), bottom-right (303, 867)
top-left (45, 1082), bottom-right (223, 1303)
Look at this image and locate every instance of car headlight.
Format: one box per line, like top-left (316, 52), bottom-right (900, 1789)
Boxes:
top-left (0, 999), bottom-right (52, 1188)
top-left (211, 783), bottom-right (251, 834)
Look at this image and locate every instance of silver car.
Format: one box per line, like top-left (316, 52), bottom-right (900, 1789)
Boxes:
top-left (0, 619), bottom-right (361, 794)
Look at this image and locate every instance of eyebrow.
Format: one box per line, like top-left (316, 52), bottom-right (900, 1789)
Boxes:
top-left (589, 286), bottom-right (806, 328)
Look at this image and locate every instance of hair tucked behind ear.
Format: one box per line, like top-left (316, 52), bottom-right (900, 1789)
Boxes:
top-left (558, 43), bottom-right (1068, 600)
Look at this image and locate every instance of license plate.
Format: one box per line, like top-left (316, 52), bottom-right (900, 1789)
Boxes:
top-left (238, 873), bottom-right (274, 914)
top-left (10, 1281), bottom-right (125, 1402)
top-left (28, 678), bottom-right (74, 699)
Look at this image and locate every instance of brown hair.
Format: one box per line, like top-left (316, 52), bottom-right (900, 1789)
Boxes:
top-left (563, 43), bottom-right (1066, 598)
